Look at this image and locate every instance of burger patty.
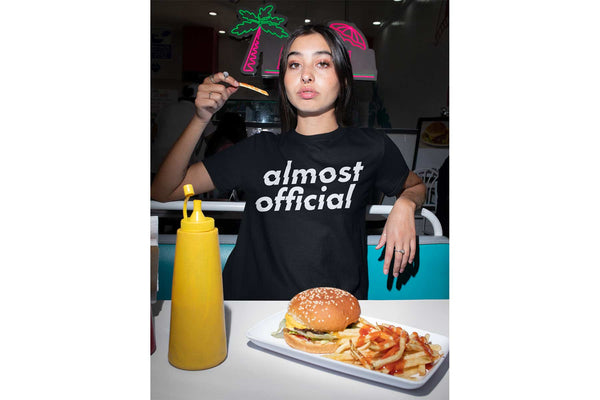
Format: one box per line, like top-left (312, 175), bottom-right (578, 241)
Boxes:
top-left (283, 327), bottom-right (338, 341)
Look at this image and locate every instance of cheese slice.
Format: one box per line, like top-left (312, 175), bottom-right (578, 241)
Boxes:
top-left (285, 313), bottom-right (308, 330)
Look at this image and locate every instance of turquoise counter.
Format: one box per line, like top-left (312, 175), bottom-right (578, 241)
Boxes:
top-left (156, 234), bottom-right (448, 300)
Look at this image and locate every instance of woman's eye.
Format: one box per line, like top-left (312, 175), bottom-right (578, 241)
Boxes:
top-left (317, 61), bottom-right (331, 68)
top-left (288, 62), bottom-right (300, 69)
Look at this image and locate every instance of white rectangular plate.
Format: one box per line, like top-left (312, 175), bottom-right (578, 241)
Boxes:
top-left (246, 310), bottom-right (449, 390)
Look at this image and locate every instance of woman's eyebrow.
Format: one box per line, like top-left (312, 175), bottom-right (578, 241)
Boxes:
top-left (287, 50), bottom-right (333, 59)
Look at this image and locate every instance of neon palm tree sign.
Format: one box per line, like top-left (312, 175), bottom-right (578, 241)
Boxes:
top-left (230, 4), bottom-right (289, 76)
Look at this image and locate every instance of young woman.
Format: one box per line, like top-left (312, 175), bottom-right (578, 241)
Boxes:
top-left (151, 25), bottom-right (426, 300)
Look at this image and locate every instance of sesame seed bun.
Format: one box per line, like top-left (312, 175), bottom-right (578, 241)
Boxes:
top-left (287, 287), bottom-right (361, 332)
top-left (283, 287), bottom-right (361, 354)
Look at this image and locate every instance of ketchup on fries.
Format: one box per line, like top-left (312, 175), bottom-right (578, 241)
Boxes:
top-left (324, 317), bottom-right (443, 380)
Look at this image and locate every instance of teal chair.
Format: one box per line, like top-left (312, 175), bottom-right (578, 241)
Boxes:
top-left (157, 237), bottom-right (448, 301)
top-left (366, 236), bottom-right (448, 299)
top-left (153, 202), bottom-right (449, 300)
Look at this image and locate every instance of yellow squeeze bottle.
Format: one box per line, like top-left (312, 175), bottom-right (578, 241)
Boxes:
top-left (168, 184), bottom-right (227, 370)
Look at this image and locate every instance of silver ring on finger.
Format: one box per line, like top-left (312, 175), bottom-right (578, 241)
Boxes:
top-left (395, 249), bottom-right (406, 254)
top-left (208, 92), bottom-right (212, 99)
top-left (209, 74), bottom-right (216, 83)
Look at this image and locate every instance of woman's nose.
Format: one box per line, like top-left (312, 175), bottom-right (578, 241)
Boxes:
top-left (301, 71), bottom-right (313, 83)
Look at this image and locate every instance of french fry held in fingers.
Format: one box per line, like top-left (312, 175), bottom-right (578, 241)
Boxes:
top-left (238, 82), bottom-right (269, 96)
top-left (323, 317), bottom-right (443, 380)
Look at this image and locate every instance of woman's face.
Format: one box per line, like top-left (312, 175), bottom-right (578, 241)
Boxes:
top-left (284, 33), bottom-right (341, 120)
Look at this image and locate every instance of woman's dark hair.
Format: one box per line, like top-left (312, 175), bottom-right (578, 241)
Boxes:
top-left (278, 24), bottom-right (355, 132)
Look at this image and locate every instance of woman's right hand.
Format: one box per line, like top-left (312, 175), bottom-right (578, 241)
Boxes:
top-left (194, 72), bottom-right (240, 122)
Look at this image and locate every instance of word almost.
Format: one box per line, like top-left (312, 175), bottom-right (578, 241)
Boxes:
top-left (255, 160), bottom-right (364, 212)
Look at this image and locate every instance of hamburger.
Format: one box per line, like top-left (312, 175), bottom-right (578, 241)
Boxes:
top-left (423, 121), bottom-right (449, 145)
top-left (282, 287), bottom-right (361, 354)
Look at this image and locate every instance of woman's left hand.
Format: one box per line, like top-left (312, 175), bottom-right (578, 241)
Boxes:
top-left (375, 197), bottom-right (417, 277)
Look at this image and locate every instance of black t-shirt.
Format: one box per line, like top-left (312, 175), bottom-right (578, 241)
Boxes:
top-left (203, 126), bottom-right (409, 300)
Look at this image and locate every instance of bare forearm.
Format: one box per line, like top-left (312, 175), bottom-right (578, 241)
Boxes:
top-left (150, 115), bottom-right (208, 201)
top-left (396, 186), bottom-right (426, 211)
top-left (396, 171), bottom-right (426, 211)
top-left (151, 71), bottom-right (241, 202)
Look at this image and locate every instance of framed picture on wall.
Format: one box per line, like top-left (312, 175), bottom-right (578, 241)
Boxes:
top-left (417, 117), bottom-right (449, 148)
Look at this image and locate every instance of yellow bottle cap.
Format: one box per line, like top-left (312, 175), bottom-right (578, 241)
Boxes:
top-left (183, 184), bottom-right (195, 197)
top-left (181, 184), bottom-right (214, 232)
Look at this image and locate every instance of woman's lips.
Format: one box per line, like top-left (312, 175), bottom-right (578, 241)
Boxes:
top-left (298, 89), bottom-right (317, 99)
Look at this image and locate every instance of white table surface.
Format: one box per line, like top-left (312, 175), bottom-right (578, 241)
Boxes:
top-left (151, 300), bottom-right (449, 400)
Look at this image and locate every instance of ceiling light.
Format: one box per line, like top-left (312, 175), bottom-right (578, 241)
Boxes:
top-left (305, 19), bottom-right (311, 23)
top-left (209, 11), bottom-right (217, 16)
top-left (372, 21), bottom-right (382, 25)
top-left (218, 30), bottom-right (226, 34)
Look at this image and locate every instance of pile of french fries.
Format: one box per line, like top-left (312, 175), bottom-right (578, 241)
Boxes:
top-left (324, 317), bottom-right (443, 380)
